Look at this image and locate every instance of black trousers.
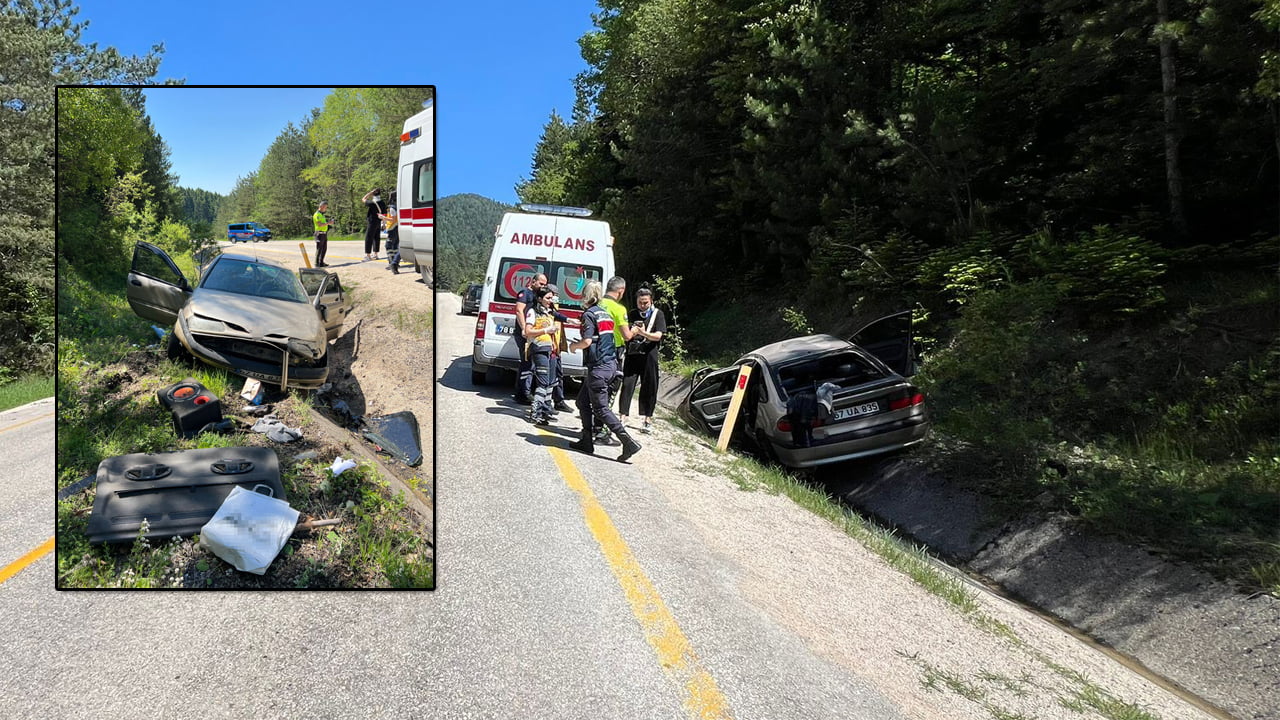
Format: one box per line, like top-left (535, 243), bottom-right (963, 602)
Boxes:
top-left (314, 232), bottom-right (327, 265)
top-left (578, 361), bottom-right (625, 440)
top-left (515, 333), bottom-right (533, 400)
top-left (620, 350), bottom-right (659, 417)
top-left (364, 221), bottom-right (381, 254)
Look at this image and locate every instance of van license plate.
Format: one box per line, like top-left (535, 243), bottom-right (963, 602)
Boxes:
top-left (495, 324), bottom-right (515, 335)
top-left (833, 402), bottom-right (879, 422)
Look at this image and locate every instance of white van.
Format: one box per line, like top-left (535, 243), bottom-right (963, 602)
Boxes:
top-left (396, 99), bottom-right (435, 280)
top-left (471, 204), bottom-right (615, 385)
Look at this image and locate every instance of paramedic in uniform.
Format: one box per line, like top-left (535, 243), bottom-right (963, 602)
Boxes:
top-left (312, 201), bottom-right (330, 267)
top-left (513, 272), bottom-right (548, 405)
top-left (569, 280), bottom-right (642, 461)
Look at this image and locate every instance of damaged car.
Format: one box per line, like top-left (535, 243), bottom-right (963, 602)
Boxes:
top-left (680, 311), bottom-right (928, 468)
top-left (126, 241), bottom-right (352, 390)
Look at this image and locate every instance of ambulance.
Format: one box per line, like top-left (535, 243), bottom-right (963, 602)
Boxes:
top-left (471, 204), bottom-right (615, 385)
top-left (396, 98), bottom-right (435, 279)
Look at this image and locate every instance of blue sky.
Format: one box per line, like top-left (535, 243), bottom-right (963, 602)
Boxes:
top-left (74, 0), bottom-right (601, 204)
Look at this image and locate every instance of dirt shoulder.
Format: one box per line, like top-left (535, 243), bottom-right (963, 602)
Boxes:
top-left (652, 371), bottom-right (1278, 720)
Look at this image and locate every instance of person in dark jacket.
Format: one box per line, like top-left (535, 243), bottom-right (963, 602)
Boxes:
top-left (568, 281), bottom-right (641, 462)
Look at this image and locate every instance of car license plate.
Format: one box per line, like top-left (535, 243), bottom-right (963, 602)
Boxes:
top-left (833, 401), bottom-right (879, 422)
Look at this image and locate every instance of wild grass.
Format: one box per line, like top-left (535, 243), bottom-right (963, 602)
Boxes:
top-left (0, 374), bottom-right (54, 412)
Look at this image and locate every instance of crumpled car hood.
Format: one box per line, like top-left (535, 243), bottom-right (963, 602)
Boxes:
top-left (184, 288), bottom-right (324, 345)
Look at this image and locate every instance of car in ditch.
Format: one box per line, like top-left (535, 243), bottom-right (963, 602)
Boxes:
top-left (125, 241), bottom-right (353, 390)
top-left (680, 311), bottom-right (928, 468)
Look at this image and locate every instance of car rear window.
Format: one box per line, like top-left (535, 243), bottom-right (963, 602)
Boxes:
top-left (775, 350), bottom-right (885, 398)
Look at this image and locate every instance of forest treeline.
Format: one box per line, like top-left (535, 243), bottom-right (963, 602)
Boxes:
top-left (214, 88), bottom-right (434, 238)
top-left (521, 0), bottom-right (1277, 309)
top-left (434, 193), bottom-right (512, 291)
top-left (516, 0), bottom-right (1279, 588)
top-left (2, 0), bottom-right (166, 378)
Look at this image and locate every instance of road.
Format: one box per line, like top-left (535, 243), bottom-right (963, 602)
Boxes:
top-left (0, 287), bottom-right (1217, 718)
top-left (217, 238), bottom-right (432, 273)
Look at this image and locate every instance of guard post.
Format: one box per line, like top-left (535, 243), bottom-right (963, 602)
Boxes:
top-left (715, 364), bottom-right (753, 453)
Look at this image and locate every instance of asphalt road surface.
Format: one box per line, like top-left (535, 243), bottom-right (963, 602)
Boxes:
top-left (216, 238), bottom-right (432, 272)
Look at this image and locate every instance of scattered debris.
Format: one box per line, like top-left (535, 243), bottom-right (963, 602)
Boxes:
top-left (328, 456), bottom-right (357, 476)
top-left (362, 411), bottom-right (423, 466)
top-left (251, 415), bottom-right (303, 443)
top-left (86, 447), bottom-right (285, 544)
top-left (199, 485), bottom-right (300, 575)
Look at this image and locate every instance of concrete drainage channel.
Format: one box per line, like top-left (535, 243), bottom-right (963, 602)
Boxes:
top-left (655, 371), bottom-right (1278, 720)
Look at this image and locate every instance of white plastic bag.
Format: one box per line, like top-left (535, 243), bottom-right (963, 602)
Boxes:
top-left (199, 484), bottom-right (299, 575)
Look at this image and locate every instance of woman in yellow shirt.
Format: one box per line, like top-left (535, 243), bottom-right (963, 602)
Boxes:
top-left (522, 286), bottom-right (561, 424)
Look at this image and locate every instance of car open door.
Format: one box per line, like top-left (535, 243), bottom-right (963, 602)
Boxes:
top-left (686, 365), bottom-right (742, 433)
top-left (126, 242), bottom-right (191, 326)
top-left (849, 310), bottom-right (915, 377)
top-left (299, 269), bottom-right (351, 341)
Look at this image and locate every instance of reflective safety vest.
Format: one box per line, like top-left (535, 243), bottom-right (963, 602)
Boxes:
top-left (313, 211), bottom-right (329, 233)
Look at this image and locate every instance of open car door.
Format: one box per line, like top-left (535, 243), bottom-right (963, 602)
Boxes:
top-left (126, 242), bottom-right (191, 326)
top-left (299, 268), bottom-right (352, 341)
top-left (685, 365), bottom-right (743, 434)
top-left (849, 310), bottom-right (916, 377)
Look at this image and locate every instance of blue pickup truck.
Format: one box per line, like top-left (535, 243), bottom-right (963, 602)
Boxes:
top-left (227, 222), bottom-right (272, 243)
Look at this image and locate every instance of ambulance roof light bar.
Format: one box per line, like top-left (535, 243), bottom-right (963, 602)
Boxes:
top-left (517, 203), bottom-right (593, 218)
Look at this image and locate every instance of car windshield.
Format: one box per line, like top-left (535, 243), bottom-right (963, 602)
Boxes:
top-left (774, 350), bottom-right (886, 399)
top-left (200, 258), bottom-right (308, 303)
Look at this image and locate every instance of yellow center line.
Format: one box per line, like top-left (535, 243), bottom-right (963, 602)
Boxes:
top-left (539, 428), bottom-right (734, 720)
top-left (0, 410), bottom-right (54, 434)
top-left (0, 537), bottom-right (54, 585)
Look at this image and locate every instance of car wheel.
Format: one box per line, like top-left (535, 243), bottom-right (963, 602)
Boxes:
top-left (754, 429), bottom-right (780, 465)
top-left (471, 368), bottom-right (487, 385)
top-left (166, 330), bottom-right (193, 363)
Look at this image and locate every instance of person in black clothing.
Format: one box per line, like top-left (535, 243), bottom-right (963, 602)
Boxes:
top-left (361, 188), bottom-right (386, 260)
top-left (513, 272), bottom-right (548, 404)
top-left (568, 280), bottom-right (641, 462)
top-left (619, 287), bottom-right (666, 434)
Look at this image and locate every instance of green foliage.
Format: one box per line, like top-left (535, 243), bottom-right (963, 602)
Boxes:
top-left (649, 274), bottom-right (689, 365)
top-left (780, 306), bottom-right (812, 335)
top-left (434, 193), bottom-right (510, 291)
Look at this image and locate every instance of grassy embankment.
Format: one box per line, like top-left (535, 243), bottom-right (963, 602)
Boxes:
top-left (56, 254), bottom-right (433, 588)
top-left (662, 260), bottom-right (1279, 596)
top-left (0, 375), bottom-right (54, 412)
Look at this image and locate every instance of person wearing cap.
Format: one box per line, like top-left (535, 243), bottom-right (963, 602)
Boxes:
top-left (312, 201), bottom-right (330, 267)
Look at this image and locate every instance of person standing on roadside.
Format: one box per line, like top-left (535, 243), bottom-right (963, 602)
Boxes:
top-left (381, 191), bottom-right (401, 274)
top-left (523, 286), bottom-right (561, 425)
top-left (594, 275), bottom-right (636, 446)
top-left (544, 284), bottom-right (577, 414)
top-left (569, 280), bottom-right (642, 462)
top-left (361, 188), bottom-right (386, 261)
top-left (312, 201), bottom-right (330, 267)
top-left (513, 272), bottom-right (548, 405)
top-left (619, 287), bottom-right (666, 434)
